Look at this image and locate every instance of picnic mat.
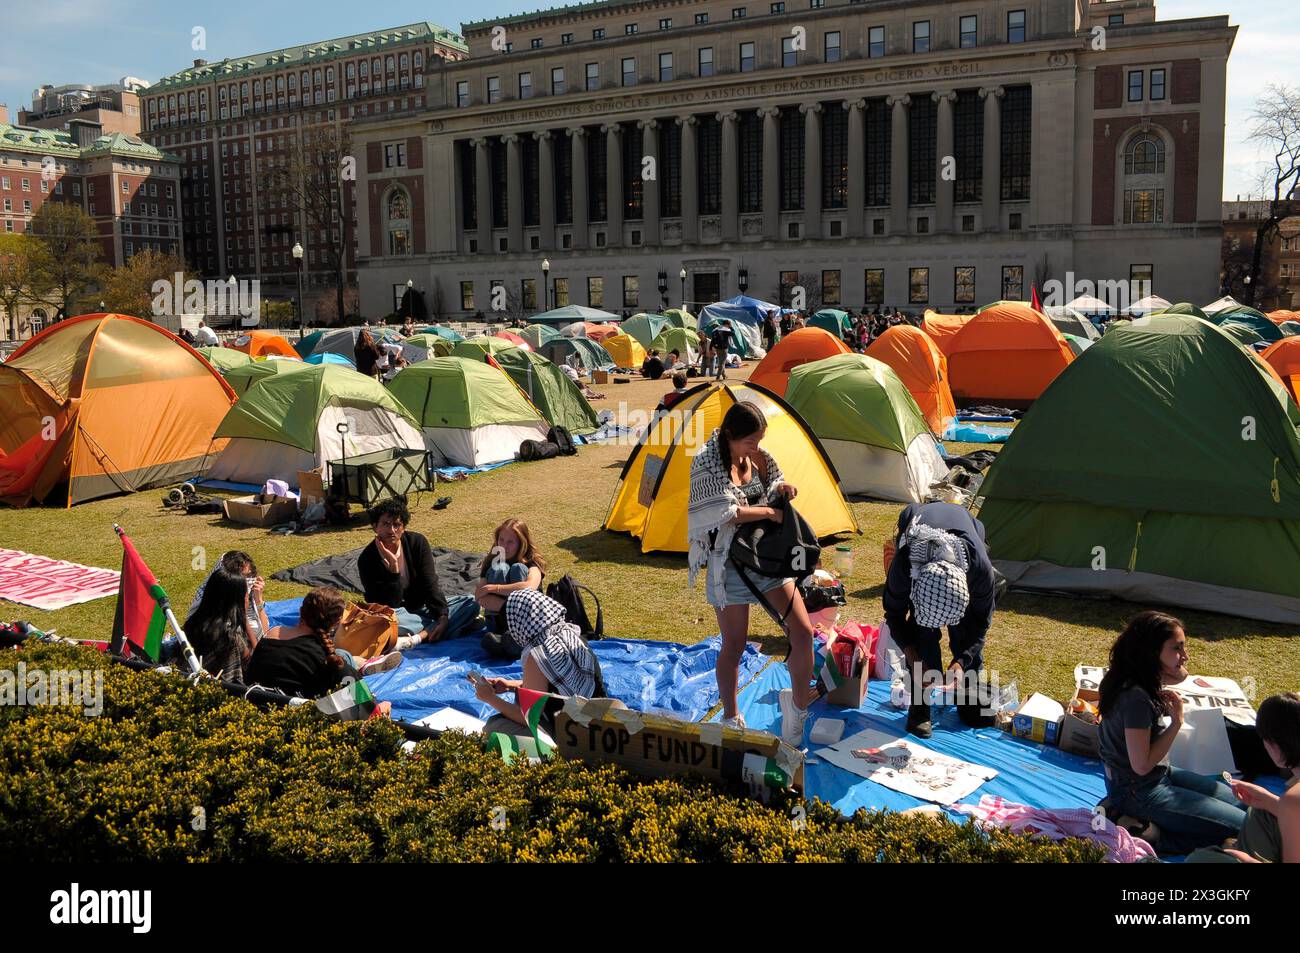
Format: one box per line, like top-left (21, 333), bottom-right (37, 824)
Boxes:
top-left (269, 546), bottom-right (482, 598)
top-left (941, 422), bottom-right (1013, 444)
top-left (264, 597), bottom-right (765, 722)
top-left (715, 663), bottom-right (1108, 817)
top-left (0, 549), bottom-right (120, 611)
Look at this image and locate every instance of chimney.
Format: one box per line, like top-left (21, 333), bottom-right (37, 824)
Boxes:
top-left (0, 104), bottom-right (8, 125)
top-left (193, 58), bottom-right (207, 68)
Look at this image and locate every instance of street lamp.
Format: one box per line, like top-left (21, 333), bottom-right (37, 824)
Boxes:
top-left (541, 258), bottom-right (551, 311)
top-left (738, 267), bottom-right (749, 294)
top-left (406, 278), bottom-right (414, 322)
top-left (679, 268), bottom-right (687, 309)
top-left (657, 269), bottom-right (669, 310)
top-left (292, 243), bottom-right (305, 336)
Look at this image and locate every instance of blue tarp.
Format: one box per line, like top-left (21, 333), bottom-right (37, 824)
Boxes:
top-left (942, 422), bottom-right (1012, 444)
top-left (264, 598), bottom-right (766, 723)
top-left (715, 295), bottom-right (779, 325)
top-left (956, 414), bottom-right (1016, 423)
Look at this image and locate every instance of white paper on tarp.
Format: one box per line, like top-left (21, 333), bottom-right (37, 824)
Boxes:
top-left (1076, 665), bottom-right (1256, 726)
top-left (1168, 708), bottom-right (1236, 775)
top-left (413, 708), bottom-right (488, 734)
top-left (817, 727), bottom-right (998, 806)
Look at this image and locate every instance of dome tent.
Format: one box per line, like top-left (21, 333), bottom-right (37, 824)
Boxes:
top-left (785, 354), bottom-right (949, 503)
top-left (519, 324), bottom-right (562, 350)
top-left (1043, 307), bottom-right (1101, 341)
top-left (622, 313), bottom-right (670, 349)
top-left (748, 327), bottom-right (852, 397)
top-left (403, 333), bottom-right (454, 358)
top-left (1262, 337), bottom-right (1300, 405)
top-left (698, 309), bottom-right (766, 359)
top-left (491, 347), bottom-right (600, 435)
top-left (602, 332), bottom-right (648, 370)
top-left (660, 307), bottom-right (698, 330)
top-left (603, 380), bottom-right (858, 553)
top-left (197, 346), bottom-right (254, 373)
top-left (979, 315), bottom-right (1300, 625)
top-left (944, 301), bottom-right (1074, 407)
top-left (388, 358), bottom-right (550, 468)
top-left (809, 309), bottom-right (853, 340)
top-left (451, 336), bottom-right (522, 361)
top-left (296, 326), bottom-right (419, 363)
top-left (232, 330), bottom-right (299, 359)
top-left (921, 310), bottom-right (974, 355)
top-left (223, 358), bottom-right (313, 397)
top-left (541, 337), bottom-right (615, 372)
top-left (206, 364), bottom-right (423, 485)
top-left (0, 314), bottom-right (236, 507)
top-left (647, 327), bottom-right (699, 365)
top-left (865, 324), bottom-right (958, 434)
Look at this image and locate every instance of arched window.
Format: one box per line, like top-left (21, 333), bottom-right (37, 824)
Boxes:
top-left (1121, 130), bottom-right (1170, 225)
top-left (1125, 134), bottom-right (1164, 175)
top-left (326, 67), bottom-right (335, 82)
top-left (387, 188), bottom-right (411, 255)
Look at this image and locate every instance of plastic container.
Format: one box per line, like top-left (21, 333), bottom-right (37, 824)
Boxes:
top-left (833, 545), bottom-right (854, 577)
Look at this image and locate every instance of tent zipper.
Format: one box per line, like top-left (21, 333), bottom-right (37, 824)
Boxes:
top-left (1272, 457), bottom-right (1281, 504)
top-left (1126, 519), bottom-right (1143, 573)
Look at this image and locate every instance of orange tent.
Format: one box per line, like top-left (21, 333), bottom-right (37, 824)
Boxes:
top-left (1267, 310), bottom-right (1299, 325)
top-left (944, 302), bottom-right (1074, 407)
top-left (1262, 337), bottom-right (1300, 404)
top-left (866, 325), bottom-right (958, 434)
top-left (921, 310), bottom-right (974, 355)
top-left (232, 330), bottom-right (299, 359)
top-left (587, 324), bottom-right (622, 342)
top-left (0, 314), bottom-right (235, 506)
top-left (747, 327), bottom-right (851, 397)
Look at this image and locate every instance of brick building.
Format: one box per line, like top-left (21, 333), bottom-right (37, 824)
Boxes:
top-left (1221, 198), bottom-right (1300, 311)
top-left (19, 79), bottom-right (148, 137)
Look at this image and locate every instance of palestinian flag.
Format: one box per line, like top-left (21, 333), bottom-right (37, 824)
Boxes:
top-left (815, 640), bottom-right (847, 695)
top-left (111, 528), bottom-right (167, 662)
top-left (316, 679), bottom-right (378, 721)
top-left (516, 687), bottom-right (554, 757)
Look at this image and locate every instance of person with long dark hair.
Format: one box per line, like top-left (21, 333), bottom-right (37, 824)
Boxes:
top-left (246, 587), bottom-right (350, 698)
top-left (687, 400), bottom-right (818, 745)
top-left (1098, 610), bottom-right (1246, 854)
top-left (184, 565), bottom-right (249, 682)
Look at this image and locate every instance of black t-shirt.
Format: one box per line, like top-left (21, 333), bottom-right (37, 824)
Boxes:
top-left (710, 327), bottom-right (733, 351)
top-left (1099, 684), bottom-right (1170, 788)
top-left (643, 356), bottom-right (665, 380)
top-left (246, 635), bottom-right (343, 699)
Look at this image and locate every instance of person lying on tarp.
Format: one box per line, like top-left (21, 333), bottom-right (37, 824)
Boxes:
top-left (357, 497), bottom-right (479, 647)
top-left (477, 518), bottom-right (547, 658)
top-left (882, 500), bottom-right (997, 739)
top-left (1189, 692), bottom-right (1300, 863)
top-left (475, 589), bottom-right (606, 739)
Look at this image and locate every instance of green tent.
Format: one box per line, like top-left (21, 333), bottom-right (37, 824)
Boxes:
top-left (415, 325), bottom-right (464, 342)
top-left (1211, 308), bottom-right (1283, 343)
top-left (784, 353), bottom-right (948, 501)
top-left (404, 333), bottom-right (454, 357)
top-left (223, 358), bottom-right (311, 396)
top-left (492, 347), bottom-right (600, 435)
top-left (541, 337), bottom-right (615, 372)
top-left (519, 324), bottom-right (562, 350)
top-left (623, 313), bottom-right (670, 349)
top-left (198, 346), bottom-right (253, 372)
top-left (1155, 302), bottom-right (1209, 320)
top-left (661, 308), bottom-right (698, 330)
top-left (1062, 334), bottom-right (1093, 358)
top-left (650, 326), bottom-right (701, 364)
top-left (979, 315), bottom-right (1300, 624)
top-left (450, 336), bottom-right (522, 361)
top-left (810, 309), bottom-right (853, 340)
top-left (1219, 322), bottom-right (1266, 348)
top-left (1280, 321), bottom-right (1300, 337)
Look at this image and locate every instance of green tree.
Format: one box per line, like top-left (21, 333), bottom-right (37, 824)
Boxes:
top-left (0, 233), bottom-right (48, 339)
top-left (99, 249), bottom-right (192, 320)
top-left (29, 201), bottom-right (105, 319)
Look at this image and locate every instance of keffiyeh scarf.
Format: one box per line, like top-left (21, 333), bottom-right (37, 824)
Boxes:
top-left (903, 518), bottom-right (971, 628)
top-left (506, 589), bottom-right (598, 698)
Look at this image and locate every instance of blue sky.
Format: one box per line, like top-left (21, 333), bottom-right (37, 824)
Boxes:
top-left (3, 0), bottom-right (1295, 199)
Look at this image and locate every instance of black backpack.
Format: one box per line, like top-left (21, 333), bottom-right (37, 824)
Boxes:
top-left (545, 574), bottom-right (604, 640)
top-left (547, 425), bottom-right (577, 456)
top-left (729, 498), bottom-right (821, 628)
top-left (518, 439), bottom-right (560, 461)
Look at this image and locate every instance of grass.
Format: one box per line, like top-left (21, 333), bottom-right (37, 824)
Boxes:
top-left (2, 365), bottom-right (1298, 705)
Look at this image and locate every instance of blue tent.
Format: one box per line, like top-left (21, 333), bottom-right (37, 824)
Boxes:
top-left (698, 306), bottom-right (766, 359)
top-left (305, 352), bottom-right (355, 367)
top-left (714, 295), bottom-right (779, 325)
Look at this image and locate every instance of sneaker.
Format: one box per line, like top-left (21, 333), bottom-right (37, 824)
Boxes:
top-left (719, 713), bottom-right (746, 730)
top-left (905, 703), bottom-right (933, 739)
top-left (778, 688), bottom-right (810, 746)
top-left (360, 651), bottom-right (403, 676)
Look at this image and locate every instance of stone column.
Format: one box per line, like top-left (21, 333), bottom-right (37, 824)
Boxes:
top-left (505, 133), bottom-right (523, 252)
top-left (759, 106), bottom-right (780, 240)
top-left (718, 110), bottom-right (739, 242)
top-left (934, 90), bottom-right (957, 234)
top-left (980, 86), bottom-right (1004, 232)
top-left (887, 94), bottom-right (910, 234)
top-left (473, 136), bottom-right (492, 251)
top-left (537, 130), bottom-right (555, 251)
top-left (603, 122), bottom-right (623, 246)
top-left (801, 102), bottom-right (822, 238)
top-left (678, 114), bottom-right (698, 244)
top-left (639, 118), bottom-right (660, 244)
top-left (569, 126), bottom-right (588, 249)
top-left (845, 98), bottom-right (866, 238)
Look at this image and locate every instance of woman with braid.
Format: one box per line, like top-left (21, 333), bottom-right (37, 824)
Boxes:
top-left (246, 587), bottom-right (352, 698)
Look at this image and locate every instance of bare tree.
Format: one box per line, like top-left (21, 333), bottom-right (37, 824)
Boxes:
top-left (1243, 84), bottom-right (1300, 307)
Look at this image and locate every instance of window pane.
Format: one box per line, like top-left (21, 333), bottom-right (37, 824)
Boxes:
top-left (1008, 10), bottom-right (1026, 43)
top-left (1001, 265), bottom-right (1023, 300)
top-left (865, 269), bottom-right (884, 305)
top-left (913, 21), bottom-right (930, 54)
top-left (1128, 71), bottom-right (1144, 102)
top-left (960, 16), bottom-right (977, 48)
top-left (909, 267), bottom-right (929, 304)
top-left (868, 26), bottom-right (885, 58)
top-left (955, 266), bottom-right (975, 303)
top-left (1150, 69), bottom-right (1166, 101)
top-left (699, 48), bottom-right (714, 77)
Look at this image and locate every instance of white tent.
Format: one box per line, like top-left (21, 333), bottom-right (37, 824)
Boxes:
top-left (1065, 295), bottom-right (1116, 315)
top-left (1203, 295), bottom-right (1243, 316)
top-left (1126, 295), bottom-right (1172, 316)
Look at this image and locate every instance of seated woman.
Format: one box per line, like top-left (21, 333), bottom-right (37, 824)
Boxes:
top-left (245, 587), bottom-right (348, 698)
top-left (476, 518), bottom-right (546, 657)
top-left (185, 565), bottom-right (253, 682)
top-left (188, 550), bottom-right (269, 668)
top-left (1098, 610), bottom-right (1246, 855)
top-left (1190, 692), bottom-right (1300, 863)
top-left (357, 497), bottom-right (467, 649)
top-left (475, 589), bottom-right (606, 740)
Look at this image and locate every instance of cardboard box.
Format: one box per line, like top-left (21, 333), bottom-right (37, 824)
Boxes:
top-left (1011, 693), bottom-right (1063, 746)
top-left (820, 631), bottom-right (869, 709)
top-left (222, 494), bottom-right (299, 528)
top-left (297, 468), bottom-right (326, 507)
top-left (554, 697), bottom-right (803, 800)
top-left (1058, 692), bottom-right (1101, 759)
top-left (592, 369), bottom-right (610, 384)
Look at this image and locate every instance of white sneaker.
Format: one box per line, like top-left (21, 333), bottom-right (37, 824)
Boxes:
top-left (360, 651), bottom-right (403, 676)
top-left (779, 688), bottom-right (810, 747)
top-left (720, 713), bottom-right (746, 730)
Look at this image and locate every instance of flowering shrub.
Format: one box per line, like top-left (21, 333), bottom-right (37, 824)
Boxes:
top-left (0, 646), bottom-right (1105, 862)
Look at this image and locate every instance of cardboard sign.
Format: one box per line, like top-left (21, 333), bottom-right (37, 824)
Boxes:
top-left (1075, 665), bottom-right (1256, 726)
top-left (553, 697), bottom-right (803, 800)
top-left (0, 549), bottom-right (119, 611)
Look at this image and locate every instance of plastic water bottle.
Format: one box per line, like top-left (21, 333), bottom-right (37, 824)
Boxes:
top-left (890, 678), bottom-right (909, 709)
top-left (833, 545), bottom-right (854, 577)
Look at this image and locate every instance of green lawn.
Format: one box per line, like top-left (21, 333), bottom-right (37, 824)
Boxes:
top-left (2, 367), bottom-right (1297, 705)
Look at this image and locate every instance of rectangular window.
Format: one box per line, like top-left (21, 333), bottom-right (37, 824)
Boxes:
top-left (659, 18), bottom-right (671, 30)
top-left (822, 270), bottom-right (841, 305)
top-left (522, 278), bottom-right (537, 310)
top-left (953, 89), bottom-right (984, 203)
top-left (554, 277), bottom-right (570, 307)
top-left (659, 53), bottom-right (674, 81)
top-left (622, 58), bottom-right (637, 87)
top-left (461, 281), bottom-right (474, 311)
top-left (1150, 69), bottom-right (1166, 101)
top-left (1123, 188), bottom-right (1164, 224)
top-left (733, 7), bottom-right (747, 19)
top-left (1130, 264), bottom-right (1154, 295)
top-left (954, 266), bottom-right (976, 303)
top-left (625, 23), bottom-right (638, 35)
top-left (865, 269), bottom-right (884, 304)
top-left (531, 38), bottom-right (543, 50)
top-left (552, 67), bottom-right (565, 95)
top-left (586, 63), bottom-right (600, 91)
top-left (623, 275), bottom-right (639, 308)
top-left (1000, 86), bottom-right (1032, 201)
top-left (699, 47), bottom-right (715, 77)
top-left (779, 107), bottom-right (804, 211)
top-left (1001, 265), bottom-right (1024, 300)
top-left (738, 111), bottom-right (762, 213)
top-left (487, 76), bottom-right (501, 104)
top-left (384, 143), bottom-right (406, 168)
top-left (1128, 70), bottom-right (1144, 102)
top-left (593, 28), bottom-right (606, 40)
top-left (562, 33), bottom-right (574, 45)
top-left (1009, 212), bottom-right (1022, 230)
top-left (782, 37), bottom-right (797, 67)
top-left (868, 26), bottom-right (885, 58)
top-left (1008, 10), bottom-right (1026, 44)
top-left (1108, 14), bottom-right (1124, 26)
top-left (519, 72), bottom-right (533, 99)
top-left (780, 271), bottom-right (799, 307)
top-left (909, 267), bottom-right (929, 304)
top-left (960, 15), bottom-right (978, 48)
top-left (822, 105), bottom-right (847, 209)
top-left (588, 276), bottom-right (604, 307)
top-left (771, 2), bottom-right (785, 11)
top-left (909, 94), bottom-right (937, 205)
top-left (695, 13), bottom-right (709, 24)
top-left (740, 42), bottom-right (756, 72)
top-left (824, 31), bottom-right (841, 63)
top-left (913, 21), bottom-right (930, 54)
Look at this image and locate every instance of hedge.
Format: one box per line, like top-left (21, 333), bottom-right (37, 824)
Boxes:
top-left (0, 645), bottom-right (1106, 862)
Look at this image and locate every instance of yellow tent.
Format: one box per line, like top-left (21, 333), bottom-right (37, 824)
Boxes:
top-left (603, 332), bottom-right (647, 369)
top-left (603, 380), bottom-right (858, 553)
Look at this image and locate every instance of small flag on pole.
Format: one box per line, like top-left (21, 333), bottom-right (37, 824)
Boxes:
top-left (111, 527), bottom-right (168, 662)
top-left (516, 686), bottom-right (554, 757)
top-left (1031, 284), bottom-right (1044, 314)
top-left (315, 679), bottom-right (378, 722)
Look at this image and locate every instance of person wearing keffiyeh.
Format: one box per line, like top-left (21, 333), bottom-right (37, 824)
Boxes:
top-left (883, 501), bottom-right (997, 739)
top-left (687, 399), bottom-right (820, 746)
top-left (474, 588), bottom-right (605, 737)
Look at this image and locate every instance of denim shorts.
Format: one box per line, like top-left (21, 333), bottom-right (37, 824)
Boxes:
top-left (713, 561), bottom-right (792, 608)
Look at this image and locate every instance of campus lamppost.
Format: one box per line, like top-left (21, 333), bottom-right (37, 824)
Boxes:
top-left (738, 267), bottom-right (749, 295)
top-left (679, 268), bottom-right (687, 309)
top-left (292, 243), bottom-right (305, 336)
top-left (541, 258), bottom-right (551, 312)
top-left (657, 269), bottom-right (668, 309)
top-left (406, 278), bottom-right (414, 322)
